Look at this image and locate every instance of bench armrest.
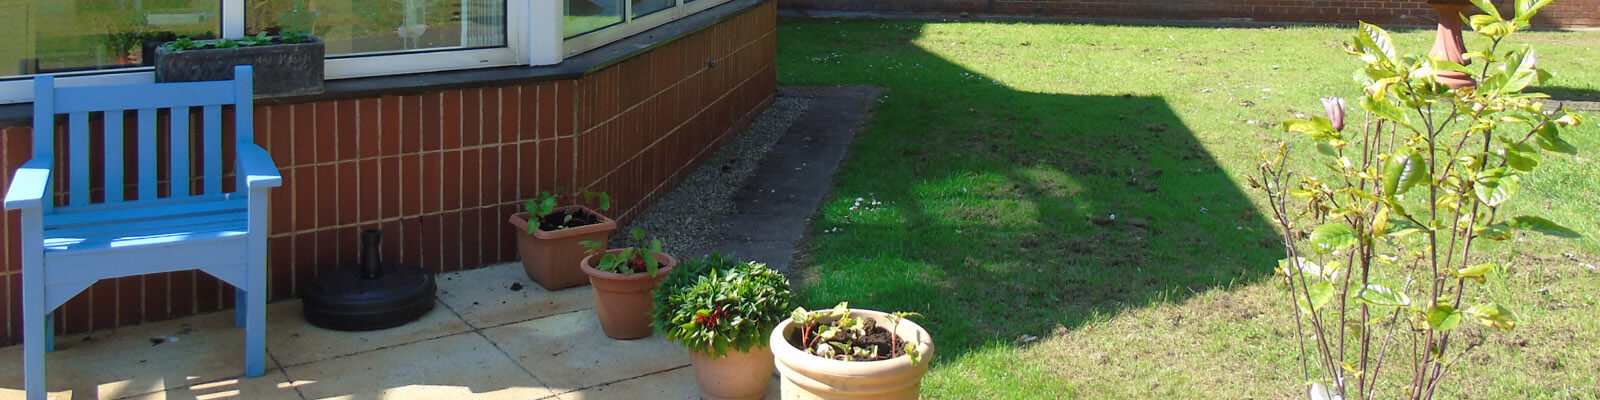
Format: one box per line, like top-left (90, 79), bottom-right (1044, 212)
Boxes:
top-left (237, 144), bottom-right (282, 189)
top-left (5, 158), bottom-right (54, 210)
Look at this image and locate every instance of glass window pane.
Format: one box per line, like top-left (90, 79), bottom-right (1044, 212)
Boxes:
top-left (632, 0), bottom-right (674, 18)
top-left (247, 0), bottom-right (507, 57)
top-left (1, 1), bottom-right (221, 79)
top-left (565, 0), bottom-right (622, 38)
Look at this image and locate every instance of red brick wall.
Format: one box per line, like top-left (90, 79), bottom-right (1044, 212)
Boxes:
top-left (779, 0), bottom-right (1600, 28)
top-left (0, 1), bottom-right (777, 344)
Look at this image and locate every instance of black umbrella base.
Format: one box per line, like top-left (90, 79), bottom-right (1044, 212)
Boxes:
top-left (303, 262), bottom-right (437, 332)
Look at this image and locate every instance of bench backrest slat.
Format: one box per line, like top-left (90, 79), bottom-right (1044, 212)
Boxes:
top-left (104, 110), bottom-right (124, 203)
top-left (67, 112), bottom-right (89, 206)
top-left (32, 66), bottom-right (255, 212)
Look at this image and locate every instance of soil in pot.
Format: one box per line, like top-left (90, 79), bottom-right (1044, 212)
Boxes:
top-left (508, 206), bottom-right (617, 290)
top-left (580, 249), bottom-right (676, 339)
top-left (785, 318), bottom-right (906, 361)
top-left (535, 208), bottom-right (601, 231)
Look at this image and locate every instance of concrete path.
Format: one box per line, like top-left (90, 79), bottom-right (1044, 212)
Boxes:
top-left (691, 86), bottom-right (881, 274)
top-left (0, 87), bottom-right (880, 400)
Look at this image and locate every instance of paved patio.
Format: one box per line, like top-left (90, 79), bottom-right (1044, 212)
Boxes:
top-left (0, 262), bottom-right (780, 399)
top-left (0, 87), bottom-right (878, 400)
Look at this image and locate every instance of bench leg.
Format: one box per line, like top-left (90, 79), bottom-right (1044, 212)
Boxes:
top-left (24, 285), bottom-right (47, 400)
top-left (244, 285), bottom-right (266, 377)
top-left (235, 288), bottom-right (247, 328)
top-left (44, 312), bottom-right (54, 353)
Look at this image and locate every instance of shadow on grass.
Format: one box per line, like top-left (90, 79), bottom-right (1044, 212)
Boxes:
top-left (779, 20), bottom-right (1285, 364)
top-left (1542, 86), bottom-right (1600, 102)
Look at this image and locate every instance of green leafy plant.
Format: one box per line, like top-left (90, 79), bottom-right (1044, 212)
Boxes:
top-left (165, 37), bottom-right (201, 51)
top-left (522, 188), bottom-right (611, 233)
top-left (162, 31), bottom-right (315, 52)
top-left (581, 228), bottom-right (663, 276)
top-left (788, 302), bottom-right (924, 365)
top-left (238, 32), bottom-right (274, 47)
top-left (651, 254), bottom-right (793, 357)
top-left (279, 30), bottom-right (312, 44)
top-left (1248, 2), bottom-right (1585, 399)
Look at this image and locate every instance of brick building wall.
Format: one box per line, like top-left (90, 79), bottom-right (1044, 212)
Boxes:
top-left (0, 1), bottom-right (778, 344)
top-left (779, 0), bottom-right (1600, 28)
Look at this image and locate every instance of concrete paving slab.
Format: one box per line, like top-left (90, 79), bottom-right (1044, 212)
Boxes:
top-left (117, 372), bottom-right (302, 400)
top-left (266, 298), bottom-right (473, 367)
top-left (0, 310), bottom-right (282, 400)
top-left (557, 366), bottom-right (782, 400)
top-left (479, 310), bottom-right (689, 394)
top-left (699, 240), bottom-right (800, 274)
top-left (720, 213), bottom-right (812, 243)
top-left (284, 332), bottom-right (555, 400)
top-left (436, 262), bottom-right (595, 329)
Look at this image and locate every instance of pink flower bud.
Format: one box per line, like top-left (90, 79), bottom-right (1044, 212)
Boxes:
top-left (1318, 97), bottom-right (1344, 132)
top-left (1322, 97), bottom-right (1347, 132)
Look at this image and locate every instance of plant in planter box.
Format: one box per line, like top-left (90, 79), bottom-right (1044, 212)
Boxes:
top-left (579, 229), bottom-right (676, 339)
top-left (507, 188), bottom-right (617, 290)
top-left (770, 302), bottom-right (934, 399)
top-left (651, 253), bottom-right (792, 400)
top-left (155, 30), bottom-right (324, 97)
top-left (1248, 2), bottom-right (1585, 399)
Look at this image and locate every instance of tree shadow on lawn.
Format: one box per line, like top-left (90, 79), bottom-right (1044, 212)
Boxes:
top-left (782, 20), bottom-right (1286, 364)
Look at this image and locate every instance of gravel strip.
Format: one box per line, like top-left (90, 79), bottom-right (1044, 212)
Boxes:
top-left (608, 90), bottom-right (813, 254)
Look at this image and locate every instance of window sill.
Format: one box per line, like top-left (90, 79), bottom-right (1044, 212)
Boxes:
top-left (0, 0), bottom-right (768, 126)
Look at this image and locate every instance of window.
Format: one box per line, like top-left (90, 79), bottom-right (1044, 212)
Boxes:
top-left (562, 0), bottom-right (731, 57)
top-left (0, 0), bottom-right (733, 104)
top-left (0, 1), bottom-right (220, 77)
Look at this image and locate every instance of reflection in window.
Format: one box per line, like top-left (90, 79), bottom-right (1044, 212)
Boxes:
top-left (0, 1), bottom-right (219, 79)
top-left (246, 0), bottom-right (507, 57)
top-left (633, 0), bottom-right (674, 18)
top-left (565, 0), bottom-right (622, 38)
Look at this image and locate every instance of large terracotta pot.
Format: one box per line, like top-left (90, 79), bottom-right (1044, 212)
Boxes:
top-left (691, 345), bottom-right (777, 400)
top-left (508, 206), bottom-right (616, 290)
top-left (770, 309), bottom-right (935, 400)
top-left (580, 249), bottom-right (677, 339)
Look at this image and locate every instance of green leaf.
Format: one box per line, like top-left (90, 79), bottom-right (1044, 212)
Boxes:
top-left (1473, 168), bottom-right (1520, 207)
top-left (1535, 123), bottom-right (1578, 155)
top-left (1500, 49), bottom-right (1540, 93)
top-left (1503, 141), bottom-right (1542, 172)
top-left (1357, 22), bottom-right (1397, 64)
top-left (1278, 257), bottom-right (1337, 280)
top-left (1455, 263), bottom-right (1497, 283)
top-left (1362, 95), bottom-right (1416, 132)
top-left (1310, 224), bottom-right (1359, 254)
top-left (1298, 282), bottom-right (1337, 313)
top-left (1427, 304), bottom-right (1463, 332)
top-left (1478, 223), bottom-right (1513, 240)
top-left (1514, 0), bottom-right (1554, 23)
top-left (1383, 149), bottom-right (1428, 198)
top-left (1469, 0), bottom-right (1504, 21)
top-left (1356, 284), bottom-right (1411, 307)
top-left (1465, 303), bottom-right (1518, 331)
top-left (1504, 216), bottom-right (1582, 238)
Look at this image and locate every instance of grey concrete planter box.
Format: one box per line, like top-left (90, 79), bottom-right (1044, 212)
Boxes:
top-left (155, 35), bottom-right (325, 97)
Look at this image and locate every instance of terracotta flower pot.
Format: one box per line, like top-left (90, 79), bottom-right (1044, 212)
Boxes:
top-left (770, 309), bottom-right (935, 400)
top-left (508, 206), bottom-right (617, 291)
top-left (691, 345), bottom-right (777, 400)
top-left (580, 249), bottom-right (677, 339)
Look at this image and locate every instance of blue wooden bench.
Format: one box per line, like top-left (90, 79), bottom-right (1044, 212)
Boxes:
top-left (4, 66), bottom-right (281, 400)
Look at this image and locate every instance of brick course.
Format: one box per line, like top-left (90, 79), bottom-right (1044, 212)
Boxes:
top-left (0, 1), bottom-right (778, 344)
top-left (780, 0), bottom-right (1600, 28)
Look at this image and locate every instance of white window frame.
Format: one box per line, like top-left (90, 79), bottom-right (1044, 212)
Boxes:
top-left (0, 0), bottom-right (731, 104)
top-left (563, 0), bottom-right (731, 57)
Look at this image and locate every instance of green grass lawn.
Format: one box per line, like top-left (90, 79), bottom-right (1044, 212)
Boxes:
top-left (777, 18), bottom-right (1600, 399)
